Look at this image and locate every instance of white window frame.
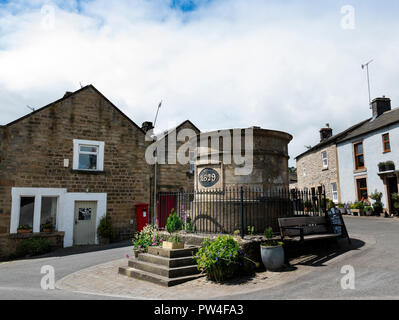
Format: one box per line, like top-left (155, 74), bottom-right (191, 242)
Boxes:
top-left (321, 151), bottom-right (328, 169)
top-left (73, 139), bottom-right (105, 171)
top-left (331, 182), bottom-right (338, 203)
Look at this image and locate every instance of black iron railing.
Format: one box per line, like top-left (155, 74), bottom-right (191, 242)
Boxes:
top-left (155, 186), bottom-right (326, 236)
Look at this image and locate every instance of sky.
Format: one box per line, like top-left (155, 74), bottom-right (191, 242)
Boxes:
top-left (0, 0), bottom-right (399, 166)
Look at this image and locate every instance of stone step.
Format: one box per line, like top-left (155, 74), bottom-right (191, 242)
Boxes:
top-left (118, 266), bottom-right (204, 287)
top-left (128, 259), bottom-right (200, 278)
top-left (147, 246), bottom-right (198, 258)
top-left (128, 260), bottom-right (199, 278)
top-left (138, 253), bottom-right (196, 268)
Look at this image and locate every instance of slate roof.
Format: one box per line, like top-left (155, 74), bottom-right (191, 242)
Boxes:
top-left (336, 107), bottom-right (399, 143)
top-left (296, 106), bottom-right (399, 159)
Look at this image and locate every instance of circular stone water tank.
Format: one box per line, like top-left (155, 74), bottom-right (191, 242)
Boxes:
top-left (192, 127), bottom-right (293, 191)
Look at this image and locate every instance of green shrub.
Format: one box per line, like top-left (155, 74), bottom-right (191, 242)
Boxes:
top-left (15, 238), bottom-right (52, 258)
top-left (132, 224), bottom-right (162, 252)
top-left (166, 209), bottom-right (182, 234)
top-left (97, 216), bottom-right (114, 240)
top-left (262, 227), bottom-right (281, 247)
top-left (195, 235), bottom-right (242, 282)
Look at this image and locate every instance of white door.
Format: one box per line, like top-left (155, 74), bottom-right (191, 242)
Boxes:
top-left (74, 201), bottom-right (97, 245)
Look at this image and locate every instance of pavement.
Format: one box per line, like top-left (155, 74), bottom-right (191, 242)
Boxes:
top-left (1, 216), bottom-right (398, 299)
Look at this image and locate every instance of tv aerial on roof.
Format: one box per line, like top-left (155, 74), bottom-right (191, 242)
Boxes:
top-left (361, 59), bottom-right (373, 108)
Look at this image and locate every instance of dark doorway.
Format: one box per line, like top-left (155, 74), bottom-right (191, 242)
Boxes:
top-left (387, 176), bottom-right (398, 215)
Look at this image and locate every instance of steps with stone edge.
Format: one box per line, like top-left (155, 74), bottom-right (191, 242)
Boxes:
top-left (119, 245), bottom-right (203, 287)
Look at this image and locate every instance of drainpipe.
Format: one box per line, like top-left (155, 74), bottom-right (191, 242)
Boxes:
top-left (153, 149), bottom-right (157, 227)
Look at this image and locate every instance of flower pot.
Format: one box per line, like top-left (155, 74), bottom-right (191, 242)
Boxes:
top-left (162, 241), bottom-right (185, 250)
top-left (17, 229), bottom-right (32, 234)
top-left (260, 244), bottom-right (285, 271)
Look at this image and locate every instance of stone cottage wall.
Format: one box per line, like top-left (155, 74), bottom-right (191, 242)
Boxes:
top-left (296, 144), bottom-right (341, 202)
top-left (0, 86), bottom-right (151, 250)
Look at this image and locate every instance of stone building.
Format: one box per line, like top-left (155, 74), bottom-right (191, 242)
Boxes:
top-left (146, 120), bottom-right (200, 227)
top-left (295, 122), bottom-right (366, 202)
top-left (0, 85), bottom-right (201, 257)
top-left (0, 85), bottom-right (153, 257)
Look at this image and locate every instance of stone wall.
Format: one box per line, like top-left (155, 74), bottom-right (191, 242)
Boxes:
top-left (0, 232), bottom-right (64, 259)
top-left (0, 86), bottom-right (151, 243)
top-left (296, 143), bottom-right (341, 202)
top-left (156, 121), bottom-right (199, 193)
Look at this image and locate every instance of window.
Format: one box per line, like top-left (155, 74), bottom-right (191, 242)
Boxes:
top-left (356, 178), bottom-right (368, 201)
top-left (73, 140), bottom-right (104, 171)
top-left (382, 133), bottom-right (391, 153)
top-left (302, 163), bottom-right (306, 176)
top-left (354, 142), bottom-right (365, 170)
top-left (40, 197), bottom-right (58, 231)
top-left (19, 197), bottom-right (34, 229)
top-left (321, 151), bottom-right (328, 169)
top-left (331, 182), bottom-right (338, 203)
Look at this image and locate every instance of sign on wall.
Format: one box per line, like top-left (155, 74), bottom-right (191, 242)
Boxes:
top-left (199, 168), bottom-right (220, 188)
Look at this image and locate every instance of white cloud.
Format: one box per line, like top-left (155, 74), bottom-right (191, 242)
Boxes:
top-left (0, 0), bottom-right (399, 166)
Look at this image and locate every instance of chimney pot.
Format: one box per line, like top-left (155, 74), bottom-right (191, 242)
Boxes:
top-left (141, 121), bottom-right (154, 133)
top-left (319, 124), bottom-right (333, 142)
top-left (371, 97), bottom-right (391, 118)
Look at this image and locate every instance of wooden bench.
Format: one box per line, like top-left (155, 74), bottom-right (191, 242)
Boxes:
top-left (278, 214), bottom-right (351, 244)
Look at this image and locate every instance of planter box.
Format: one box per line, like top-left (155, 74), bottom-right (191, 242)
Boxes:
top-left (17, 229), bottom-right (32, 234)
top-left (162, 241), bottom-right (185, 250)
top-left (351, 209), bottom-right (364, 216)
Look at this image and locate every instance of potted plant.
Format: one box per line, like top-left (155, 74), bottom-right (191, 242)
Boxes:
top-left (337, 203), bottom-right (346, 214)
top-left (378, 162), bottom-right (387, 172)
top-left (17, 225), bottom-right (32, 234)
top-left (386, 161), bottom-right (395, 171)
top-left (41, 222), bottom-right (54, 233)
top-left (391, 193), bottom-right (399, 215)
top-left (378, 161), bottom-right (395, 172)
top-left (97, 216), bottom-right (115, 245)
top-left (370, 190), bottom-right (384, 216)
top-left (260, 227), bottom-right (284, 271)
top-left (163, 209), bottom-right (184, 250)
top-left (132, 224), bottom-right (162, 256)
top-left (364, 205), bottom-right (373, 216)
top-left (350, 202), bottom-right (365, 216)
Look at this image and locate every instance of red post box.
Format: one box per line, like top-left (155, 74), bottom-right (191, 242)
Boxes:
top-left (136, 203), bottom-right (149, 232)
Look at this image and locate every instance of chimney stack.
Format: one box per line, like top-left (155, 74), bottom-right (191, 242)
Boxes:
top-left (320, 123), bottom-right (333, 142)
top-left (371, 97), bottom-right (391, 118)
top-left (141, 121), bottom-right (154, 133)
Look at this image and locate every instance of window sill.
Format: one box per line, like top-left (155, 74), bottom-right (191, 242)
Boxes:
top-left (72, 169), bottom-right (105, 175)
top-left (353, 168), bottom-right (367, 174)
top-left (383, 151), bottom-right (391, 154)
top-left (322, 167), bottom-right (329, 171)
